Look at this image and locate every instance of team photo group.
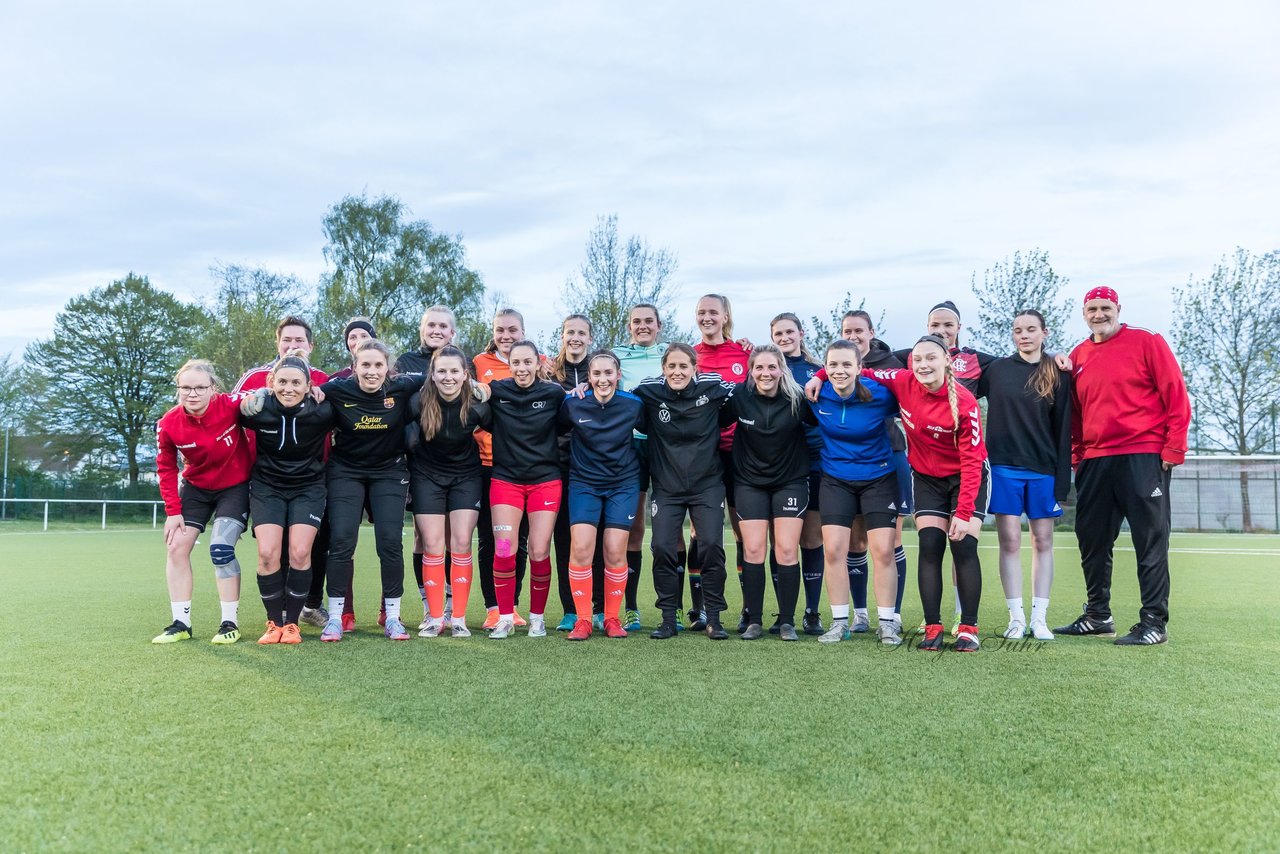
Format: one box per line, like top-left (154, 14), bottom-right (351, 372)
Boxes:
top-left (154, 285), bottom-right (1190, 652)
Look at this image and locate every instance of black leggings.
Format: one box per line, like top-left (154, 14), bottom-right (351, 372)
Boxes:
top-left (651, 488), bottom-right (727, 621)
top-left (326, 467), bottom-right (408, 600)
top-left (917, 526), bottom-right (982, 626)
top-left (477, 467), bottom-right (527, 609)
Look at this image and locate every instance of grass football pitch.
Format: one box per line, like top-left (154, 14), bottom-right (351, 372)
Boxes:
top-left (2, 525), bottom-right (1277, 852)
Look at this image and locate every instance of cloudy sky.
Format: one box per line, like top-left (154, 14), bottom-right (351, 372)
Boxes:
top-left (3, 1), bottom-right (1278, 361)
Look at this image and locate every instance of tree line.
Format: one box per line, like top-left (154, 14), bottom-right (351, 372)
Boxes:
top-left (2, 193), bottom-right (1277, 509)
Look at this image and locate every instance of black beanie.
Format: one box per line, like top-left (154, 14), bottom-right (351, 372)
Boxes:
top-left (343, 318), bottom-right (377, 340)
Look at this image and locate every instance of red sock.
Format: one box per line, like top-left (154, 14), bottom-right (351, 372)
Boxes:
top-left (530, 557), bottom-right (552, 616)
top-left (604, 566), bottom-right (628, 621)
top-left (568, 564), bottom-right (593, 623)
top-left (423, 553), bottom-right (446, 619)
top-left (450, 551), bottom-right (472, 618)
top-left (494, 552), bottom-right (517, 616)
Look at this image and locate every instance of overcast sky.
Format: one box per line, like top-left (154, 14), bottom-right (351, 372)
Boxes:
top-left (3, 1), bottom-right (1278, 362)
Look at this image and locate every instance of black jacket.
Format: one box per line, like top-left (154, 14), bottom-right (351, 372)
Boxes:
top-left (240, 396), bottom-right (335, 488)
top-left (721, 385), bottom-right (810, 488)
top-left (632, 374), bottom-right (735, 496)
top-left (407, 393), bottom-right (491, 479)
top-left (488, 378), bottom-right (566, 484)
top-left (977, 355), bottom-right (1072, 501)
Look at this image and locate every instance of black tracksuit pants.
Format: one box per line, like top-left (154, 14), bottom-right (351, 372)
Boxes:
top-left (651, 486), bottom-right (727, 622)
top-left (1074, 453), bottom-right (1172, 627)
top-left (326, 465), bottom-right (408, 600)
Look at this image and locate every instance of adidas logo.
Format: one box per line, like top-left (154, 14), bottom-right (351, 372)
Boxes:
top-left (1150, 487), bottom-right (1163, 498)
top-left (888, 502), bottom-right (896, 511)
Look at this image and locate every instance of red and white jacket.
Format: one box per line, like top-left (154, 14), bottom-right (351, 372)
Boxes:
top-left (1068, 324), bottom-right (1191, 467)
top-left (156, 394), bottom-right (254, 516)
top-left (862, 368), bottom-right (988, 522)
top-left (695, 340), bottom-right (749, 451)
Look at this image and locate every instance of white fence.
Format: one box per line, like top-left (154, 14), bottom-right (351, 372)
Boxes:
top-left (0, 498), bottom-right (165, 530)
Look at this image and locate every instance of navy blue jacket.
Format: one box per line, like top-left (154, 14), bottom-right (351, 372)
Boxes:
top-left (808, 377), bottom-right (898, 482)
top-left (559, 390), bottom-right (645, 488)
top-left (785, 353), bottom-right (825, 471)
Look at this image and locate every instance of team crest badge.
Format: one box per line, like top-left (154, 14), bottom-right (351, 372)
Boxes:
top-left (952, 356), bottom-right (969, 373)
top-left (383, 398), bottom-right (395, 409)
top-left (732, 363), bottom-right (744, 375)
top-left (658, 409), bottom-right (671, 423)
top-left (695, 395), bottom-right (709, 406)
top-left (650, 501), bottom-right (658, 518)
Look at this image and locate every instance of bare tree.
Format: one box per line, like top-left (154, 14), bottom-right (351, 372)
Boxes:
top-left (1172, 248), bottom-right (1280, 531)
top-left (560, 214), bottom-right (683, 349)
top-left (968, 249), bottom-right (1073, 354)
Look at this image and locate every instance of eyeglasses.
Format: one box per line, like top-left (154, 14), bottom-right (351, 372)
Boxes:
top-left (177, 386), bottom-right (212, 395)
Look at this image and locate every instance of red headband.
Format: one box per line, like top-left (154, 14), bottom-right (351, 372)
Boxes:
top-left (1083, 286), bottom-right (1119, 306)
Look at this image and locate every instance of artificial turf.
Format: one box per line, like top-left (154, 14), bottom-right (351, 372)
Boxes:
top-left (1, 526), bottom-right (1277, 852)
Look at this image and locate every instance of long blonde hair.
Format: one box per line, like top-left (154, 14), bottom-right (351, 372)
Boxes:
top-left (747, 344), bottom-right (803, 416)
top-left (698, 293), bottom-right (734, 340)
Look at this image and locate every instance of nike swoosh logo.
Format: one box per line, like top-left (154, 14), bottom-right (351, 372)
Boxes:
top-left (343, 403), bottom-right (358, 408)
top-left (544, 501), bottom-right (555, 506)
top-left (577, 418), bottom-right (592, 423)
top-left (627, 515), bottom-right (635, 520)
top-left (818, 410), bottom-right (832, 415)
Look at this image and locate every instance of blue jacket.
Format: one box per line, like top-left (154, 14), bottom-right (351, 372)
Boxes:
top-left (785, 353), bottom-right (825, 471)
top-left (559, 390), bottom-right (645, 488)
top-left (808, 377), bottom-right (898, 481)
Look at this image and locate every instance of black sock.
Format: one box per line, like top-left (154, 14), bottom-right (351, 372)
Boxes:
top-left (776, 563), bottom-right (801, 626)
top-left (769, 551), bottom-right (780, 597)
top-left (285, 566), bottom-right (311, 625)
top-left (413, 551), bottom-right (424, 589)
top-left (687, 538), bottom-right (704, 612)
top-left (257, 570), bottom-right (286, 625)
top-left (741, 561), bottom-right (766, 624)
top-left (847, 550), bottom-right (868, 610)
top-left (734, 540), bottom-right (744, 592)
top-left (675, 549), bottom-right (686, 610)
top-left (624, 549), bottom-right (643, 611)
top-left (950, 535), bottom-right (982, 626)
top-left (894, 545), bottom-right (907, 613)
top-left (917, 528), bottom-right (947, 625)
top-left (800, 546), bottom-right (824, 613)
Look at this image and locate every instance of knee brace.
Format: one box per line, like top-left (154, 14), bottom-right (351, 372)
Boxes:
top-left (210, 517), bottom-right (245, 579)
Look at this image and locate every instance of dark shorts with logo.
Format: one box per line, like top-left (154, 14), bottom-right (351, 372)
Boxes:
top-left (249, 478), bottom-right (326, 530)
top-left (734, 478), bottom-right (810, 521)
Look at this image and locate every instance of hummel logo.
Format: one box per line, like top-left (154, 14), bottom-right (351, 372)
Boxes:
top-left (1150, 487), bottom-right (1163, 497)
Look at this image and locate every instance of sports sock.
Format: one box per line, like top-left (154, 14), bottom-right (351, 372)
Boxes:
top-left (450, 551), bottom-right (473, 618)
top-left (854, 607), bottom-right (868, 622)
top-left (529, 556), bottom-right (552, 617)
top-left (734, 540), bottom-right (744, 590)
top-left (741, 560), bottom-right (766, 624)
top-left (220, 600), bottom-right (239, 626)
top-left (831, 603), bottom-right (850, 622)
top-left (423, 553), bottom-right (447, 619)
top-left (568, 564), bottom-right (593, 624)
top-left (917, 527), bottom-right (946, 625)
top-left (951, 535), bottom-right (982, 626)
top-left (846, 551), bottom-right (868, 609)
top-left (775, 562), bottom-right (801, 626)
top-left (877, 605), bottom-right (895, 623)
top-left (894, 545), bottom-right (908, 613)
top-left (413, 551), bottom-right (425, 602)
top-left (604, 566), bottom-right (628, 621)
top-left (624, 549), bottom-right (643, 610)
top-left (675, 548), bottom-right (687, 609)
top-left (257, 573), bottom-right (285, 624)
top-left (1007, 597), bottom-right (1026, 624)
top-left (687, 538), bottom-right (704, 612)
top-left (171, 600), bottom-right (192, 627)
top-left (1031, 596), bottom-right (1050, 625)
top-left (769, 552), bottom-right (780, 598)
top-left (494, 552), bottom-right (517, 619)
top-left (284, 566), bottom-right (311, 625)
top-left (328, 597), bottom-right (345, 621)
top-left (384, 597), bottom-right (401, 622)
top-left (800, 546), bottom-right (824, 613)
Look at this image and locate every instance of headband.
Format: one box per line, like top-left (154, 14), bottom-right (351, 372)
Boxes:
top-left (275, 355), bottom-right (311, 375)
top-left (929, 300), bottom-right (961, 321)
top-left (915, 334), bottom-right (950, 351)
top-left (1083, 286), bottom-right (1120, 306)
top-left (344, 319), bottom-right (377, 340)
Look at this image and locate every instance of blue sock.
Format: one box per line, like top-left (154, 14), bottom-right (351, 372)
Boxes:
top-left (894, 545), bottom-right (908, 613)
top-left (846, 550), bottom-right (868, 610)
top-left (800, 546), bottom-right (824, 613)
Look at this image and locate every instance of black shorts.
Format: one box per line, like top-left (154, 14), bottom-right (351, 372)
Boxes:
top-left (719, 449), bottom-right (736, 507)
top-left (410, 469), bottom-right (484, 515)
top-left (635, 437), bottom-right (651, 493)
top-left (912, 462), bottom-right (992, 522)
top-left (179, 481), bottom-right (249, 531)
top-left (249, 479), bottom-right (326, 530)
top-left (818, 472), bottom-right (898, 530)
top-left (807, 469), bottom-right (823, 513)
top-left (734, 479), bottom-right (810, 521)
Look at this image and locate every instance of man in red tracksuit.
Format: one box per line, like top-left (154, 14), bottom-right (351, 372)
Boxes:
top-left (1056, 287), bottom-right (1191, 645)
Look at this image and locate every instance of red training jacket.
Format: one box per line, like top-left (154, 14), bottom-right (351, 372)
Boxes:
top-left (1068, 324), bottom-right (1191, 467)
top-left (694, 340), bottom-right (749, 451)
top-left (862, 368), bottom-right (988, 522)
top-left (156, 394), bottom-right (254, 516)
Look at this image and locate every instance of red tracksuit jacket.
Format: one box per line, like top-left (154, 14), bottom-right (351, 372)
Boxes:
top-left (156, 394), bottom-right (254, 516)
top-left (1068, 325), bottom-right (1191, 467)
top-left (863, 368), bottom-right (988, 522)
top-left (695, 340), bottom-right (749, 451)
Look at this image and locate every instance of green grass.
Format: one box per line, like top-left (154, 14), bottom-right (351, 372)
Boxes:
top-left (2, 528), bottom-right (1278, 852)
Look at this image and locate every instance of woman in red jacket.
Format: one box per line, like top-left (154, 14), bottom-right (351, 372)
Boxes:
top-left (865, 336), bottom-right (990, 652)
top-left (153, 359), bottom-right (253, 645)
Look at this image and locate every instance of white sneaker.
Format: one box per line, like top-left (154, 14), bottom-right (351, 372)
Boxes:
top-left (818, 621), bottom-right (850, 644)
top-left (450, 618), bottom-right (471, 638)
top-left (489, 617), bottom-right (514, 639)
top-left (1004, 620), bottom-right (1027, 639)
top-left (527, 615), bottom-right (547, 638)
top-left (1030, 620), bottom-right (1055, 640)
top-left (418, 617), bottom-right (444, 638)
top-left (878, 620), bottom-right (902, 646)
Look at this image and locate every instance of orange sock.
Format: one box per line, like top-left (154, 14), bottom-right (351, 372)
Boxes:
top-left (450, 551), bottom-right (473, 619)
top-left (604, 566), bottom-right (628, 621)
top-left (423, 553), bottom-right (446, 618)
top-left (568, 564), bottom-right (593, 623)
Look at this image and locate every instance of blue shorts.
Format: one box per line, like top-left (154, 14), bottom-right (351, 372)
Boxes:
top-left (892, 450), bottom-right (913, 515)
top-left (568, 481), bottom-right (641, 530)
top-left (988, 465), bottom-right (1063, 519)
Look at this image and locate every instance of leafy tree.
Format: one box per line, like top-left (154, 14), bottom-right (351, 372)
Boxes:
top-left (1172, 248), bottom-right (1280, 531)
top-left (197, 263), bottom-right (311, 380)
top-left (25, 273), bottom-right (205, 485)
top-left (967, 249), bottom-right (1073, 354)
top-left (807, 292), bottom-right (885, 349)
top-left (315, 193), bottom-right (486, 361)
top-left (559, 214), bottom-right (685, 350)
